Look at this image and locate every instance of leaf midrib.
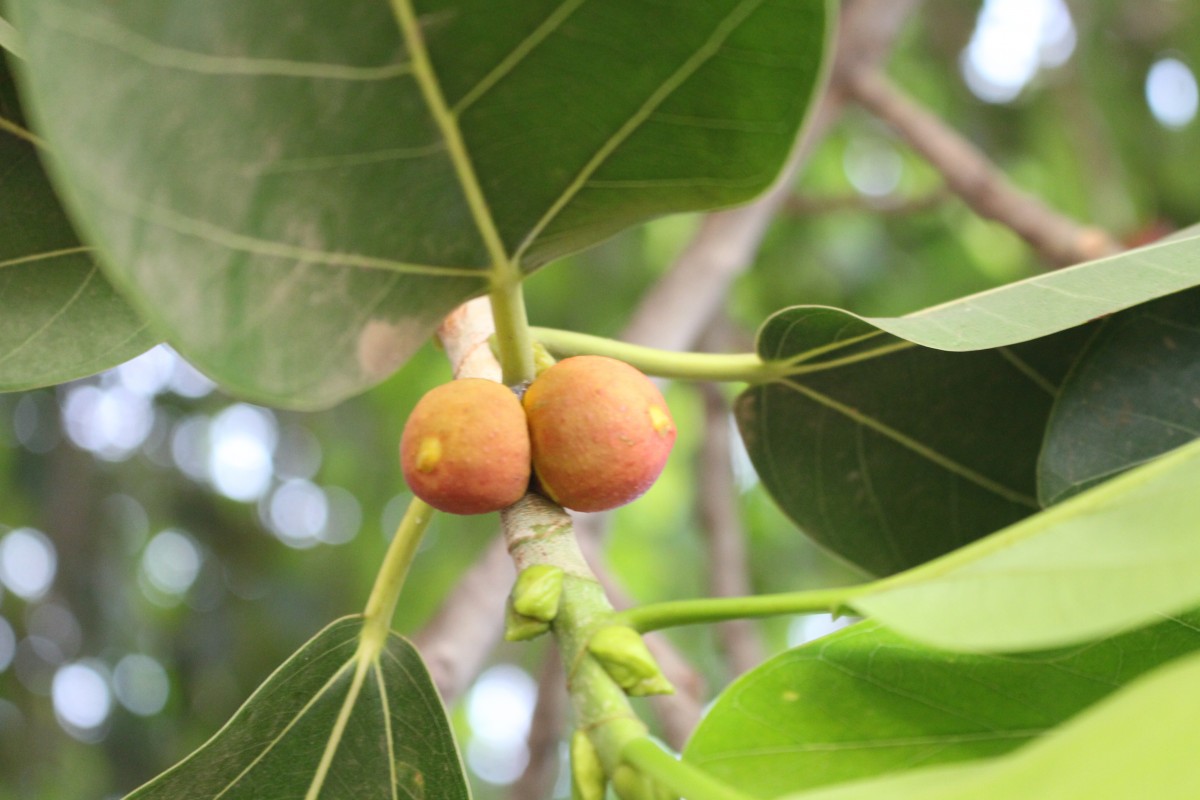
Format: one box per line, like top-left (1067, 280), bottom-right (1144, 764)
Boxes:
top-left (389, 0), bottom-right (514, 286)
top-left (778, 378), bottom-right (1038, 509)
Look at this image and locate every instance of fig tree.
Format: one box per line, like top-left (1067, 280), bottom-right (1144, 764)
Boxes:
top-left (523, 355), bottom-right (676, 512)
top-left (400, 378), bottom-right (530, 514)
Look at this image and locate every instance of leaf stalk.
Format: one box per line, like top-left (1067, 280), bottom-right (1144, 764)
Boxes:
top-left (621, 737), bottom-right (756, 800)
top-left (530, 326), bottom-right (784, 383)
top-left (361, 497), bottom-right (435, 653)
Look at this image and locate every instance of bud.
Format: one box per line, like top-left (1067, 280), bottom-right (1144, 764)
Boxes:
top-left (511, 564), bottom-right (564, 622)
top-left (587, 626), bottom-right (674, 697)
top-left (504, 597), bottom-right (550, 641)
top-left (570, 730), bottom-right (607, 800)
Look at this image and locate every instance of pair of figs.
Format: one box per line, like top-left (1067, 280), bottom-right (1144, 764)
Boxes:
top-left (400, 356), bottom-right (676, 514)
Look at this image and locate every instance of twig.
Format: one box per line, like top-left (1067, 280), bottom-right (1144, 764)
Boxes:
top-left (575, 527), bottom-right (706, 749)
top-left (510, 647), bottom-right (567, 800)
top-left (843, 69), bottom-right (1119, 266)
top-left (698, 383), bottom-right (765, 677)
top-left (784, 187), bottom-right (950, 217)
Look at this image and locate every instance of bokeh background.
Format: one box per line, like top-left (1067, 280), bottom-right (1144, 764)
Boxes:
top-left (1, 1), bottom-right (1198, 797)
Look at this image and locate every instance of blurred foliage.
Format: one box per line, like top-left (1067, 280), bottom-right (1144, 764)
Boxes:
top-left (1, 1), bottom-right (1199, 798)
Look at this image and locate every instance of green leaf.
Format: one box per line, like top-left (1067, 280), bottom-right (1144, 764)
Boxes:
top-left (12, 0), bottom-right (832, 409)
top-left (849, 436), bottom-right (1200, 652)
top-left (779, 649), bottom-right (1200, 800)
top-left (854, 226), bottom-right (1200, 351)
top-left (0, 57), bottom-right (153, 390)
top-left (1039, 288), bottom-right (1200, 504)
top-left (736, 306), bottom-right (1094, 574)
top-left (684, 613), bottom-right (1200, 798)
top-left (124, 617), bottom-right (469, 800)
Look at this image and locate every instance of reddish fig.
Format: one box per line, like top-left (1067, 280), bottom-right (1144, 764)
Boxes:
top-left (523, 356), bottom-right (676, 512)
top-left (400, 379), bottom-right (530, 514)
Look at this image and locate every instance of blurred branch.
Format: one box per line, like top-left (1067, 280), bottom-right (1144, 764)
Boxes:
top-left (621, 0), bottom-right (921, 350)
top-left (784, 187), bottom-right (950, 217)
top-left (510, 647), bottom-right (567, 800)
top-left (411, 534), bottom-right (513, 702)
top-left (843, 68), bottom-right (1119, 266)
top-left (698, 383), bottom-right (765, 677)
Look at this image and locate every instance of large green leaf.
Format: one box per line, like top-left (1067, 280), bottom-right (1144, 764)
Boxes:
top-left (1039, 288), bottom-right (1200, 504)
top-left (781, 649), bottom-right (1200, 800)
top-left (125, 617), bottom-right (469, 800)
top-left (847, 436), bottom-right (1200, 652)
top-left (0, 55), bottom-right (153, 390)
top-left (684, 613), bottom-right (1200, 798)
top-left (12, 0), bottom-right (832, 409)
top-left (736, 306), bottom-right (1094, 575)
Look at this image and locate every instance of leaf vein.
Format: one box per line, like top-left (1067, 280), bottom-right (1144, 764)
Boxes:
top-left (513, 0), bottom-right (767, 263)
top-left (46, 10), bottom-right (412, 80)
top-left (780, 378), bottom-right (1038, 508)
top-left (451, 0), bottom-right (588, 115)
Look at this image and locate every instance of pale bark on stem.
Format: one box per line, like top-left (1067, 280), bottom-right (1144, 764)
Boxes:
top-left (844, 68), bottom-right (1120, 267)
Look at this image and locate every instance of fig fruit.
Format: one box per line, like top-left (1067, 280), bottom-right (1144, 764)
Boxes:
top-left (523, 356), bottom-right (676, 512)
top-left (400, 378), bottom-right (530, 514)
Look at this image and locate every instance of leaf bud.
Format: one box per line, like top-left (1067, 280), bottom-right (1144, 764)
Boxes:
top-left (587, 625), bottom-right (675, 697)
top-left (511, 564), bottom-right (565, 622)
top-left (570, 729), bottom-right (607, 800)
top-left (504, 597), bottom-right (550, 642)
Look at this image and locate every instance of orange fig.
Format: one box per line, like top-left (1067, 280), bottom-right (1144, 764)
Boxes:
top-left (523, 356), bottom-right (676, 512)
top-left (400, 379), bottom-right (530, 514)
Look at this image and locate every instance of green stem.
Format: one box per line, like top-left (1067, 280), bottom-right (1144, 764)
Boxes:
top-left (360, 497), bottom-right (435, 652)
top-left (614, 585), bottom-right (868, 633)
top-left (530, 327), bottom-right (784, 383)
top-left (491, 278), bottom-right (537, 384)
top-left (622, 737), bottom-right (755, 800)
top-left (501, 496), bottom-right (650, 773)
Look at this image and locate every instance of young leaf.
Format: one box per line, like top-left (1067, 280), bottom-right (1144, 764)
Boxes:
top-left (736, 306), bottom-right (1094, 575)
top-left (850, 436), bottom-right (1200, 652)
top-left (1039, 287), bottom-right (1200, 504)
top-left (684, 613), bottom-right (1200, 798)
top-left (0, 56), bottom-right (153, 390)
top-left (856, 226), bottom-right (1200, 351)
top-left (11, 0), bottom-right (832, 409)
top-left (777, 649), bottom-right (1200, 800)
top-left (124, 617), bottom-right (469, 800)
